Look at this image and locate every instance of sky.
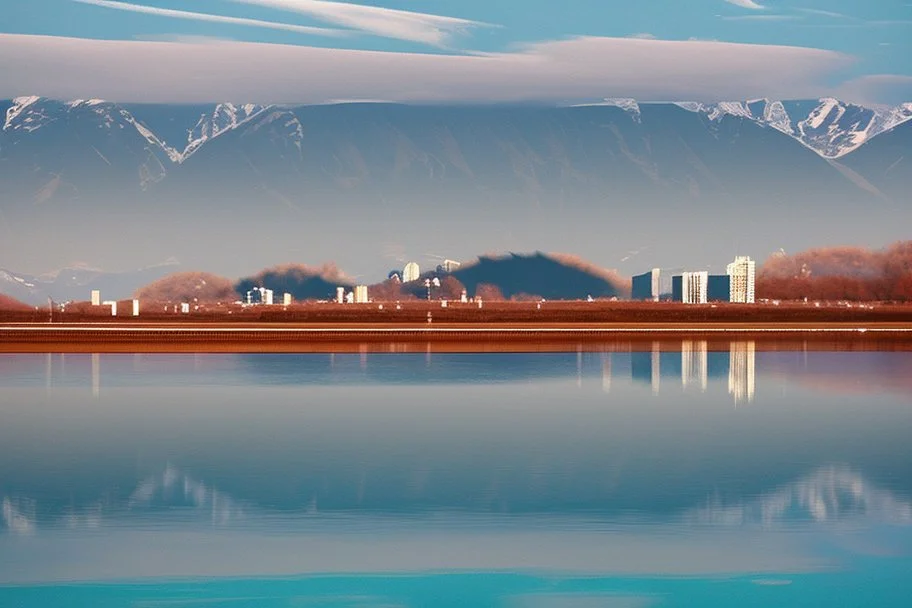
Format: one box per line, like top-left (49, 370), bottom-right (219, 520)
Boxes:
top-left (1, 0), bottom-right (911, 104)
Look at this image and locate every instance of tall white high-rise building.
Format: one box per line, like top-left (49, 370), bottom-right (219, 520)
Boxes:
top-left (727, 256), bottom-right (756, 303)
top-left (336, 287), bottom-right (345, 304)
top-left (354, 285), bottom-right (369, 303)
top-left (682, 271), bottom-right (708, 304)
top-left (90, 290), bottom-right (101, 306)
top-left (283, 293), bottom-right (292, 307)
top-left (403, 262), bottom-right (420, 283)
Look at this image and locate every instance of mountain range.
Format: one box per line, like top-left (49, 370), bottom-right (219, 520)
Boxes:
top-left (1, 96), bottom-right (910, 282)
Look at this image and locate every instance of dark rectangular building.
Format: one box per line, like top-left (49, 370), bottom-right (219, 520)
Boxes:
top-left (707, 275), bottom-right (731, 302)
top-left (631, 269), bottom-right (660, 301)
top-left (671, 275), bottom-right (682, 302)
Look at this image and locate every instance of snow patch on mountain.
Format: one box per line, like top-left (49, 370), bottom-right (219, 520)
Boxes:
top-left (3, 96), bottom-right (41, 131)
top-left (575, 98), bottom-right (642, 121)
top-left (796, 98), bottom-right (883, 158)
top-left (706, 101), bottom-right (752, 122)
top-left (880, 102), bottom-right (912, 133)
top-left (675, 97), bottom-right (911, 158)
top-left (4, 96), bottom-right (55, 133)
top-left (181, 103), bottom-right (267, 160)
top-left (673, 101), bottom-right (704, 113)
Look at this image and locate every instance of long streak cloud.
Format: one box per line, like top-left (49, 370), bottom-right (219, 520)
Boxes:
top-left (74, 0), bottom-right (350, 38)
top-left (0, 34), bottom-right (853, 104)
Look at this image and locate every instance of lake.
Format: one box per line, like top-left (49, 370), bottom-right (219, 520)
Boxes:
top-left (2, 342), bottom-right (911, 606)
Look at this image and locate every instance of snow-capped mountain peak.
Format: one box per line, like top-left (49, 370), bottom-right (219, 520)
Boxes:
top-left (4, 96), bottom-right (48, 132)
top-left (181, 102), bottom-right (267, 160)
top-left (674, 97), bottom-right (912, 158)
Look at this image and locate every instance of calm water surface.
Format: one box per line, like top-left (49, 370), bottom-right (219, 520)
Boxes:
top-left (1, 342), bottom-right (912, 606)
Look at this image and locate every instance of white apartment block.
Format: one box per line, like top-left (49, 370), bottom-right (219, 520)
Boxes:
top-left (727, 256), bottom-right (756, 303)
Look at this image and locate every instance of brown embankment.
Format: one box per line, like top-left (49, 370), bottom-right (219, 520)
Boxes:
top-left (4, 301), bottom-right (912, 324)
top-left (1, 301), bottom-right (911, 353)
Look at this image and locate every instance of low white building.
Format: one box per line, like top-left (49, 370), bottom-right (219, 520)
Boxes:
top-left (354, 285), bottom-right (369, 303)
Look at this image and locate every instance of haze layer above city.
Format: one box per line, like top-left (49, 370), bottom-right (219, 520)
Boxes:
top-left (1, 0), bottom-right (910, 282)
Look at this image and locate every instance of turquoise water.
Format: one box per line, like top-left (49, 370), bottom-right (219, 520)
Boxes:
top-left (2, 345), bottom-right (912, 606)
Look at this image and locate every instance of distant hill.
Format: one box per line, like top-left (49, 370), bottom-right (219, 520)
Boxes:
top-left (235, 263), bottom-right (352, 301)
top-left (135, 272), bottom-right (236, 303)
top-left (0, 293), bottom-right (31, 311)
top-left (450, 252), bottom-right (628, 300)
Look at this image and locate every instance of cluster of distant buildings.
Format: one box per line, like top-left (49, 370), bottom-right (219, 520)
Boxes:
top-left (336, 259), bottom-right (464, 305)
top-left (90, 289), bottom-right (140, 316)
top-left (632, 256), bottom-right (756, 304)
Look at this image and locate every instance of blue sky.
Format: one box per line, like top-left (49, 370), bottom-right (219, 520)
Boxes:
top-left (1, 0), bottom-right (910, 103)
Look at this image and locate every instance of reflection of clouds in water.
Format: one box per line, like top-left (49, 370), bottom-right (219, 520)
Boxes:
top-left (515, 595), bottom-right (657, 608)
top-left (688, 465), bottom-right (912, 527)
top-left (2, 496), bottom-right (35, 535)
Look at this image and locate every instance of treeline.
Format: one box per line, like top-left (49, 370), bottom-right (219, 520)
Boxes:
top-left (758, 241), bottom-right (912, 301)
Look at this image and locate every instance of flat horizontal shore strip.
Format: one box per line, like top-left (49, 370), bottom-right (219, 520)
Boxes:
top-left (2, 322), bottom-right (912, 353)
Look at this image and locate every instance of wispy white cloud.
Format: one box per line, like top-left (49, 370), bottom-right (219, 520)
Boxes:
top-left (0, 34), bottom-right (853, 104)
top-left (719, 14), bottom-right (798, 21)
top-left (796, 8), bottom-right (850, 19)
top-left (75, 0), bottom-right (349, 38)
top-left (225, 0), bottom-right (492, 46)
top-left (724, 0), bottom-right (765, 9)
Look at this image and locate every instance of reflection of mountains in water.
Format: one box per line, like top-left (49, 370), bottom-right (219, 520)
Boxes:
top-left (5, 466), bottom-right (911, 534)
top-left (2, 465), bottom-right (245, 535)
top-left (687, 466), bottom-right (912, 526)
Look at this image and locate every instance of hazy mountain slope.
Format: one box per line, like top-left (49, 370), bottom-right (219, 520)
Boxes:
top-left (840, 120), bottom-right (912, 201)
top-left (0, 100), bottom-right (906, 279)
top-left (0, 98), bottom-right (172, 209)
top-left (171, 102), bottom-right (869, 213)
top-left (0, 261), bottom-right (179, 306)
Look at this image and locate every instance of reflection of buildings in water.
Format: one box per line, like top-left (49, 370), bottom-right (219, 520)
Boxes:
top-left (577, 349), bottom-right (583, 388)
top-left (631, 343), bottom-right (662, 394)
top-left (91, 352), bottom-right (100, 398)
top-left (681, 340), bottom-right (708, 392)
top-left (631, 343), bottom-right (685, 395)
top-left (687, 465), bottom-right (912, 526)
top-left (728, 341), bottom-right (756, 404)
top-left (602, 354), bottom-right (612, 393)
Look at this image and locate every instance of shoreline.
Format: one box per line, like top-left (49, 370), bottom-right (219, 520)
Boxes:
top-left (2, 322), bottom-right (912, 353)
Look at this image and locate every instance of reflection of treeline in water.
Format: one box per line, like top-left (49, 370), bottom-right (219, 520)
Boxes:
top-left (758, 241), bottom-right (912, 301)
